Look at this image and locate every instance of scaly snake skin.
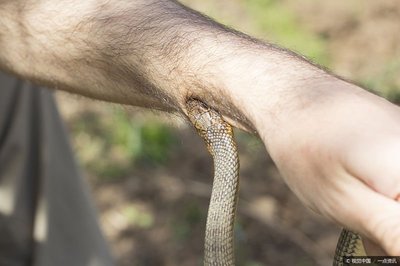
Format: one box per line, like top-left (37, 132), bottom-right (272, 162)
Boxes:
top-left (187, 99), bottom-right (239, 265)
top-left (334, 229), bottom-right (366, 265)
top-left (186, 99), bottom-right (365, 266)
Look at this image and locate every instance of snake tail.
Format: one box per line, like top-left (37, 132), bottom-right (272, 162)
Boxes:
top-left (186, 99), bottom-right (239, 266)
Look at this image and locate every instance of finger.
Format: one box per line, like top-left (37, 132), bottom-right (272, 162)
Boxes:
top-left (337, 176), bottom-right (400, 255)
top-left (362, 196), bottom-right (400, 255)
top-left (343, 136), bottom-right (400, 199)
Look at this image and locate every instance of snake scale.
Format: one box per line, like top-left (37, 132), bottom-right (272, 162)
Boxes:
top-left (186, 99), bottom-right (366, 266)
top-left (187, 99), bottom-right (239, 265)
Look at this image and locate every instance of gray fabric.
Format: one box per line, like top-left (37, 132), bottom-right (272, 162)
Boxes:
top-left (0, 72), bottom-right (114, 266)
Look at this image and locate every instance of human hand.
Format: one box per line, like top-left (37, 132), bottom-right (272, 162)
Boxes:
top-left (248, 80), bottom-right (400, 255)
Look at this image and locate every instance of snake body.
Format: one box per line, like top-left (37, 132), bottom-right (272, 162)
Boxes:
top-left (186, 99), bottom-right (365, 266)
top-left (187, 99), bottom-right (239, 265)
top-left (334, 229), bottom-right (366, 265)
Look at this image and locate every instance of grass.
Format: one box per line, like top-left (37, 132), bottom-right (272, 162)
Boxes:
top-left (240, 0), bottom-right (330, 66)
top-left (72, 108), bottom-right (177, 181)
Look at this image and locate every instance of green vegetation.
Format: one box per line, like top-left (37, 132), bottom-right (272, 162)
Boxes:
top-left (361, 59), bottom-right (400, 101)
top-left (241, 0), bottom-right (329, 66)
top-left (123, 205), bottom-right (154, 229)
top-left (171, 201), bottom-right (204, 241)
top-left (182, 0), bottom-right (329, 66)
top-left (72, 108), bottom-right (176, 181)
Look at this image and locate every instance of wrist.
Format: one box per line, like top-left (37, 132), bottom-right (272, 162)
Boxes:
top-left (251, 76), bottom-right (381, 163)
top-left (180, 38), bottom-right (333, 134)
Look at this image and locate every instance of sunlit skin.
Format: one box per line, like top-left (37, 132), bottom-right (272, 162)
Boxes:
top-left (0, 0), bottom-right (399, 255)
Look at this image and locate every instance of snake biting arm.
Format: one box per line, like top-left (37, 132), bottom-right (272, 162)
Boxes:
top-left (1, 0), bottom-right (400, 255)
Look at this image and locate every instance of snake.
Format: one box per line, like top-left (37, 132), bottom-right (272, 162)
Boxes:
top-left (185, 98), bottom-right (366, 266)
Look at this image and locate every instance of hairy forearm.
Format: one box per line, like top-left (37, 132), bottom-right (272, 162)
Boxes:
top-left (0, 0), bottom-right (185, 109)
top-left (0, 0), bottom-right (354, 131)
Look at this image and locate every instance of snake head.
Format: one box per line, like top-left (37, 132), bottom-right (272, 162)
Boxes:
top-left (186, 98), bottom-right (235, 156)
top-left (186, 99), bottom-right (225, 133)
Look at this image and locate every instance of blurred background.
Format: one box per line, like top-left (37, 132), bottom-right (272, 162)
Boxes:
top-left (55, 0), bottom-right (400, 265)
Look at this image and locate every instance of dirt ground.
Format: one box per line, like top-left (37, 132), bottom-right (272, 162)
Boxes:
top-left (56, 1), bottom-right (400, 265)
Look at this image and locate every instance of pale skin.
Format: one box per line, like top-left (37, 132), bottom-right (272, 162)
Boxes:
top-left (0, 0), bottom-right (399, 255)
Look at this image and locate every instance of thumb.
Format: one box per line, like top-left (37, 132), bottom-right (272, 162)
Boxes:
top-left (340, 178), bottom-right (400, 255)
top-left (343, 136), bottom-right (400, 200)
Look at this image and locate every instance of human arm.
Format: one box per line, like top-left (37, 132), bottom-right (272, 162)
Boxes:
top-left (1, 0), bottom-right (399, 255)
top-left (0, 0), bottom-right (326, 129)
